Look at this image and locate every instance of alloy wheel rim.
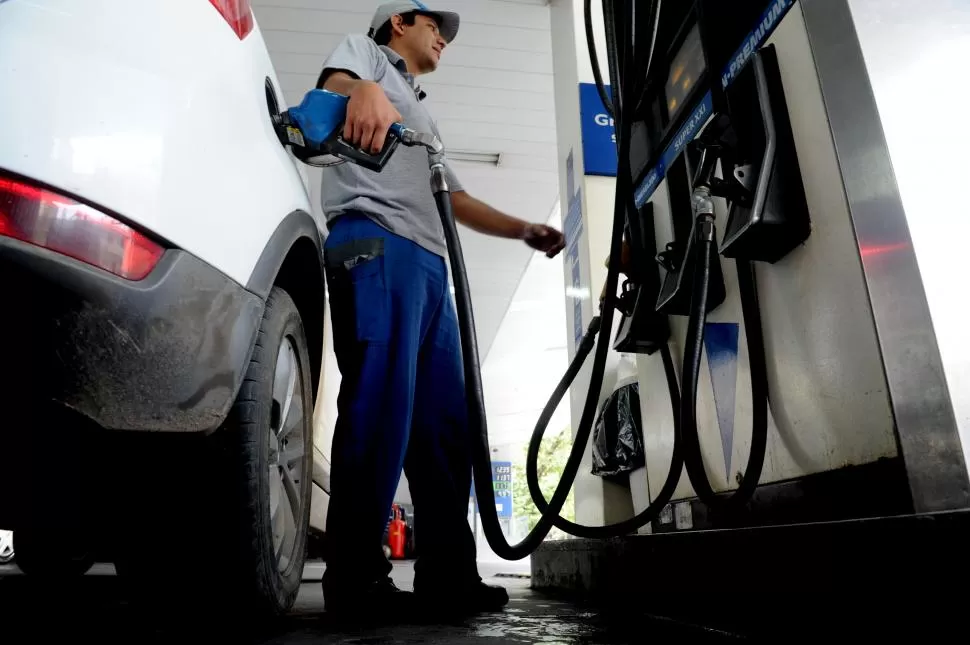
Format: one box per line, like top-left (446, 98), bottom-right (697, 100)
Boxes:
top-left (268, 336), bottom-right (306, 574)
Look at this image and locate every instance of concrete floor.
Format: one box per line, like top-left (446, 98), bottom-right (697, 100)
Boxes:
top-left (0, 561), bottom-right (737, 643)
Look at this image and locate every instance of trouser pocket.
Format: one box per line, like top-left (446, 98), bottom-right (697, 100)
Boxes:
top-left (325, 238), bottom-right (390, 343)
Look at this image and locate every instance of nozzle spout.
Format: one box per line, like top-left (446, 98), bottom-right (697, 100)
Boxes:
top-left (396, 126), bottom-right (444, 156)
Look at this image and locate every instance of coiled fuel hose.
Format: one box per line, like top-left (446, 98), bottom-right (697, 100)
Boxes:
top-left (434, 0), bottom-right (773, 558)
top-left (430, 1), bottom-right (691, 560)
top-left (679, 153), bottom-right (769, 509)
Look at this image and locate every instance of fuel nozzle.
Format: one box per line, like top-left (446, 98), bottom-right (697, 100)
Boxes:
top-left (279, 89), bottom-right (448, 173)
top-left (277, 89), bottom-right (431, 173)
top-left (688, 113), bottom-right (756, 207)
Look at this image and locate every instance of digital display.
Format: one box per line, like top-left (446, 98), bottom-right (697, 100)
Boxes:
top-left (664, 24), bottom-right (707, 124)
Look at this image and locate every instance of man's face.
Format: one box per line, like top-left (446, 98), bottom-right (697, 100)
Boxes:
top-left (398, 14), bottom-right (447, 73)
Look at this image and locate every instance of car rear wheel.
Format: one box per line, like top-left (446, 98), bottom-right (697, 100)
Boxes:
top-left (115, 287), bottom-right (313, 619)
top-left (228, 286), bottom-right (314, 614)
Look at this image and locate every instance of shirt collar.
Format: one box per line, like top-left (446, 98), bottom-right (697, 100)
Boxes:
top-left (379, 45), bottom-right (428, 101)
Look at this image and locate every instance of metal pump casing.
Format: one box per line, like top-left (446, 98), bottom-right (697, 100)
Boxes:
top-left (594, 0), bottom-right (970, 528)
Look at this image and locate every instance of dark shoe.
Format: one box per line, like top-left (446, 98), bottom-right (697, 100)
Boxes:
top-left (324, 577), bottom-right (417, 621)
top-left (415, 581), bottom-right (510, 617)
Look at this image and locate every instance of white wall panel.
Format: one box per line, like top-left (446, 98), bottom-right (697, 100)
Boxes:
top-left (255, 0), bottom-right (551, 29)
top-left (419, 84), bottom-right (555, 112)
top-left (264, 31), bottom-right (552, 75)
top-left (428, 103), bottom-right (556, 129)
top-left (258, 11), bottom-right (549, 52)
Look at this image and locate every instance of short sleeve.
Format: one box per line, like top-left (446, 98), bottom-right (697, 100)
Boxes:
top-left (320, 34), bottom-right (386, 85)
top-left (443, 158), bottom-right (464, 193)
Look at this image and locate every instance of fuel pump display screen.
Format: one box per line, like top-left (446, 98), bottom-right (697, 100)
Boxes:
top-left (664, 24), bottom-right (706, 123)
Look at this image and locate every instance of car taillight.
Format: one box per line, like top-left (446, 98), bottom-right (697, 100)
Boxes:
top-left (210, 0), bottom-right (254, 40)
top-left (0, 176), bottom-right (164, 281)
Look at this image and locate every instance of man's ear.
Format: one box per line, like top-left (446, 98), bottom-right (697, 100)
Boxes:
top-left (390, 14), bottom-right (407, 37)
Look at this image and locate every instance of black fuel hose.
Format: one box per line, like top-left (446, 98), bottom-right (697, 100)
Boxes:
top-left (434, 0), bottom-right (768, 557)
top-left (524, 0), bottom-right (686, 538)
top-left (734, 258), bottom-right (770, 502)
top-left (434, 158), bottom-right (627, 558)
top-left (585, 0), bottom-right (613, 120)
top-left (433, 2), bottom-right (657, 560)
top-left (525, 341), bottom-right (683, 539)
top-left (435, 0), bottom-right (688, 557)
top-left (678, 149), bottom-right (768, 509)
top-left (679, 232), bottom-right (769, 510)
top-left (680, 224), bottom-right (716, 501)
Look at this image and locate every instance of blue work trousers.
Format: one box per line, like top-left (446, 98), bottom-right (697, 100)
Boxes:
top-left (322, 213), bottom-right (478, 591)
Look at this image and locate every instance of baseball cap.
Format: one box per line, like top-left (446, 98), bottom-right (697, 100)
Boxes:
top-left (368, 1), bottom-right (460, 44)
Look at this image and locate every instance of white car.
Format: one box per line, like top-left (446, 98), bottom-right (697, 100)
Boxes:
top-left (0, 0), bottom-right (329, 616)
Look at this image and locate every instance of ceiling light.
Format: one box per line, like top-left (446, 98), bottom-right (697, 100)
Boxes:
top-left (448, 150), bottom-right (502, 166)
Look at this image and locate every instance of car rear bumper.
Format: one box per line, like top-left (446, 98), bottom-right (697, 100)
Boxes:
top-left (0, 236), bottom-right (263, 433)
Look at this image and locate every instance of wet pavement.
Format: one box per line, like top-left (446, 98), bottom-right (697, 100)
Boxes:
top-left (0, 561), bottom-right (738, 643)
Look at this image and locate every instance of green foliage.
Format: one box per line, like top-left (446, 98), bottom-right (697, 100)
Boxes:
top-left (512, 425), bottom-right (575, 540)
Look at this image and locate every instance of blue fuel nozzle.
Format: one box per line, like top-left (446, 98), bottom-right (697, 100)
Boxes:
top-left (277, 89), bottom-right (443, 172)
top-left (282, 89), bottom-right (350, 151)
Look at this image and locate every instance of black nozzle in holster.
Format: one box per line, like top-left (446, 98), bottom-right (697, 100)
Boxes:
top-left (655, 145), bottom-right (728, 317)
top-left (655, 214), bottom-right (727, 317)
top-left (719, 45), bottom-right (811, 263)
top-left (652, 113), bottom-right (737, 318)
top-left (613, 201), bottom-right (670, 354)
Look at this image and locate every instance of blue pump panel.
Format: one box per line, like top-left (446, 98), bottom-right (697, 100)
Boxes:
top-left (579, 83), bottom-right (618, 177)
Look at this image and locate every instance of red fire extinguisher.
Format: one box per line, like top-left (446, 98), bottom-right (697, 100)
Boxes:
top-left (388, 505), bottom-right (407, 560)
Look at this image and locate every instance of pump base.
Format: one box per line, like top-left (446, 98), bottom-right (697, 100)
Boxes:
top-left (651, 457), bottom-right (911, 533)
top-left (532, 506), bottom-right (970, 636)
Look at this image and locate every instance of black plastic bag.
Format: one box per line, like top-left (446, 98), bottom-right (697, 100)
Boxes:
top-left (591, 383), bottom-right (645, 482)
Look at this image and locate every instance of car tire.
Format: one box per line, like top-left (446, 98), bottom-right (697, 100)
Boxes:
top-left (221, 286), bottom-right (315, 615)
top-left (12, 528), bottom-right (94, 578)
top-left (115, 287), bottom-right (314, 619)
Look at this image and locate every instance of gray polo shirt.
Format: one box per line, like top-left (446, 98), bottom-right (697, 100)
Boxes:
top-left (318, 34), bottom-right (464, 258)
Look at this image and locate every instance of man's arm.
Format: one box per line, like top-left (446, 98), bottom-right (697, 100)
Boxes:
top-left (315, 35), bottom-right (400, 154)
top-left (321, 72), bottom-right (365, 96)
top-left (451, 190), bottom-right (566, 258)
top-left (323, 72), bottom-right (403, 154)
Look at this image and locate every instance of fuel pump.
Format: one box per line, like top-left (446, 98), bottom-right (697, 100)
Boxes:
top-left (525, 0), bottom-right (813, 532)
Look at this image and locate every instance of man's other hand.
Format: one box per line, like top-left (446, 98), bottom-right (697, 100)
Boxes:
top-left (449, 192), bottom-right (566, 257)
top-left (345, 80), bottom-right (403, 154)
top-left (524, 224), bottom-right (566, 258)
